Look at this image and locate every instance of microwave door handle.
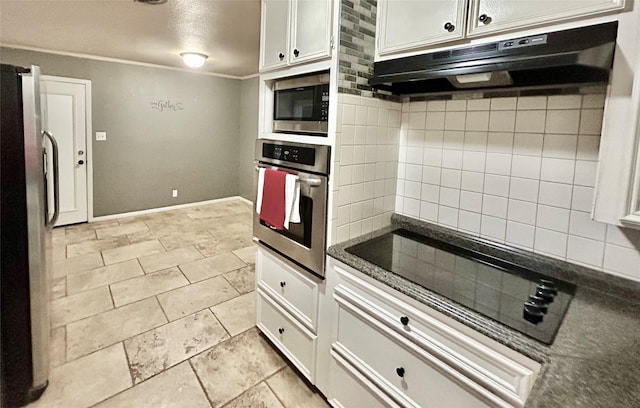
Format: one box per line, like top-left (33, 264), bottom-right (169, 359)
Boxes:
top-left (254, 166), bottom-right (321, 187)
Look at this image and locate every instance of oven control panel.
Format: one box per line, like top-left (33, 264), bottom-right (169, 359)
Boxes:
top-left (263, 144), bottom-right (316, 166)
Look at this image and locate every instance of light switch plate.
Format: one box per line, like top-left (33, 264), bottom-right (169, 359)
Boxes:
top-left (96, 131), bottom-right (107, 141)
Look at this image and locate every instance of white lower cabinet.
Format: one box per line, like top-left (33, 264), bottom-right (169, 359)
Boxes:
top-left (255, 245), bottom-right (321, 382)
top-left (319, 257), bottom-right (541, 408)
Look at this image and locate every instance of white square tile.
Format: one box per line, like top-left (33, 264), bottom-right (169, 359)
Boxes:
top-left (342, 125), bottom-right (355, 145)
top-left (440, 169), bottom-right (462, 188)
top-left (421, 183), bottom-right (440, 203)
top-left (403, 198), bottom-right (420, 217)
top-left (446, 100), bottom-right (467, 111)
top-left (540, 158), bottom-right (575, 184)
top-left (420, 201), bottom-right (438, 221)
top-left (487, 132), bottom-right (514, 154)
top-left (378, 109), bottom-right (389, 127)
top-left (481, 215), bottom-right (506, 241)
top-left (388, 110), bottom-right (401, 127)
top-left (508, 199), bottom-right (537, 225)
top-left (463, 131), bottom-right (488, 151)
top-left (342, 104), bottom-right (356, 125)
top-left (355, 106), bottom-right (368, 125)
top-left (506, 221), bottom-right (535, 248)
top-left (534, 227), bottom-right (568, 258)
top-left (397, 162), bottom-right (406, 180)
top-left (439, 187), bottom-right (460, 207)
top-left (543, 134), bottom-right (577, 159)
top-left (462, 151), bottom-right (486, 172)
top-left (407, 129), bottom-right (425, 147)
top-left (425, 111), bottom-right (445, 130)
top-left (461, 171), bottom-right (485, 193)
top-left (438, 206), bottom-right (459, 228)
top-left (582, 94), bottom-right (606, 109)
top-left (351, 183), bottom-right (364, 202)
top-left (445, 111), bottom-right (466, 131)
top-left (409, 101), bottom-right (427, 112)
top-left (404, 181), bottom-right (422, 199)
top-left (395, 179), bottom-right (405, 197)
top-left (365, 146), bottom-right (377, 163)
top-left (361, 218), bottom-right (373, 235)
top-left (466, 111), bottom-right (490, 131)
top-left (460, 191), bottom-right (483, 212)
top-left (424, 130), bottom-right (444, 148)
top-left (459, 211), bottom-right (481, 233)
top-left (422, 165), bottom-right (442, 185)
top-left (538, 181), bottom-right (573, 208)
top-left (571, 186), bottom-right (594, 212)
top-left (536, 205), bottom-right (570, 233)
top-left (579, 109), bottom-right (604, 135)
top-left (405, 164), bottom-right (422, 182)
top-left (352, 165), bottom-right (365, 184)
top-left (567, 236), bottom-right (604, 268)
top-left (340, 146), bottom-right (354, 166)
top-left (423, 148), bottom-right (443, 167)
top-left (482, 195), bottom-right (508, 218)
top-left (484, 174), bottom-right (510, 196)
top-left (509, 178), bottom-right (539, 202)
top-left (510, 155), bottom-right (541, 179)
top-left (605, 225), bottom-right (640, 249)
top-left (338, 185), bottom-right (352, 206)
top-left (576, 135), bottom-right (600, 161)
top-left (349, 221), bottom-right (362, 239)
top-left (467, 99), bottom-right (490, 111)
top-left (515, 110), bottom-right (546, 133)
top-left (367, 107), bottom-right (379, 125)
top-left (443, 131), bottom-right (464, 149)
top-left (573, 160), bottom-right (597, 187)
top-left (339, 165), bottom-right (352, 186)
top-left (355, 126), bottom-right (367, 145)
top-left (485, 153), bottom-right (512, 176)
top-left (489, 110), bottom-right (516, 132)
top-left (441, 149), bottom-right (463, 169)
top-left (409, 111), bottom-right (426, 129)
top-left (350, 202), bottom-right (363, 222)
top-left (606, 240), bottom-right (636, 275)
top-left (569, 210), bottom-right (606, 241)
top-left (517, 96), bottom-right (547, 110)
top-left (427, 100), bottom-right (446, 112)
top-left (547, 95), bottom-right (582, 109)
top-left (490, 97), bottom-right (517, 111)
top-left (406, 147), bottom-right (424, 165)
top-left (545, 110), bottom-right (580, 134)
top-left (513, 133), bottom-right (543, 156)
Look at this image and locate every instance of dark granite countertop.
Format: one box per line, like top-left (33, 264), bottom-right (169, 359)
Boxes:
top-left (327, 214), bottom-right (640, 408)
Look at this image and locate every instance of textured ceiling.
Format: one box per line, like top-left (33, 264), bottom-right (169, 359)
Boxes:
top-left (0, 0), bottom-right (261, 77)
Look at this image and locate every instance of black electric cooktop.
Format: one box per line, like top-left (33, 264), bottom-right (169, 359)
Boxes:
top-left (345, 229), bottom-right (576, 345)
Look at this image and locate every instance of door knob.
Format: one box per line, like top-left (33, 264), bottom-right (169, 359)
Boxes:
top-left (479, 14), bottom-right (491, 24)
top-left (78, 160), bottom-right (85, 165)
top-left (293, 49), bottom-right (300, 57)
top-left (278, 52), bottom-right (285, 60)
top-left (396, 367), bottom-right (405, 378)
top-left (444, 22), bottom-right (455, 32)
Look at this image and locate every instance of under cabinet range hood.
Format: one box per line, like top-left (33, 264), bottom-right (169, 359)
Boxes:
top-left (369, 22), bottom-right (618, 94)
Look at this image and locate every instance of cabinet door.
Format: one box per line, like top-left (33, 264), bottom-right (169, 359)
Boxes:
top-left (260, 0), bottom-right (290, 72)
top-left (290, 0), bottom-right (332, 65)
top-left (468, 0), bottom-right (625, 37)
top-left (377, 0), bottom-right (467, 57)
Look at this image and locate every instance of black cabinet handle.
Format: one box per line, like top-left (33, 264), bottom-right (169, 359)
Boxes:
top-left (479, 14), bottom-right (491, 24)
top-left (444, 22), bottom-right (455, 32)
top-left (279, 281), bottom-right (286, 288)
top-left (78, 160), bottom-right (85, 165)
top-left (400, 316), bottom-right (409, 326)
top-left (293, 49), bottom-right (300, 57)
top-left (278, 52), bottom-right (285, 60)
top-left (278, 327), bottom-right (284, 334)
top-left (396, 367), bottom-right (405, 378)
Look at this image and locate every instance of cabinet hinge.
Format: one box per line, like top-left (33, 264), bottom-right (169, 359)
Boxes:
top-left (330, 36), bottom-right (335, 50)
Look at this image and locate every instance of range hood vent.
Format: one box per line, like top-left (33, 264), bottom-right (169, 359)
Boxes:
top-left (370, 22), bottom-right (618, 94)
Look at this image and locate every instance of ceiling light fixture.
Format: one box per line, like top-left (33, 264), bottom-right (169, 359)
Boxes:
top-left (180, 52), bottom-right (208, 68)
top-left (134, 0), bottom-right (168, 4)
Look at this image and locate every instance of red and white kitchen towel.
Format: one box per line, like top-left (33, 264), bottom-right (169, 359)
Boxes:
top-left (256, 168), bottom-right (300, 230)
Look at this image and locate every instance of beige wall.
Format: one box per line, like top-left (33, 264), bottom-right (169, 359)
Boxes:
top-left (238, 76), bottom-right (259, 201)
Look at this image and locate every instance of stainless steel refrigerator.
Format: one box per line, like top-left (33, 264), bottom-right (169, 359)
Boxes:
top-left (1, 64), bottom-right (59, 407)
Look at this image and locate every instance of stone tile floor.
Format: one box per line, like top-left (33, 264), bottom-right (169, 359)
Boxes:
top-left (32, 199), bottom-right (328, 408)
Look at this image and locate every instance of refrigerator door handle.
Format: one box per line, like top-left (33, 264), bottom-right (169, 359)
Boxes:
top-left (43, 130), bottom-right (59, 229)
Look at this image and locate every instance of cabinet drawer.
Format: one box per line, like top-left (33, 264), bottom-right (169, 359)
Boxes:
top-left (257, 288), bottom-right (317, 382)
top-left (257, 246), bottom-right (320, 331)
top-left (333, 301), bottom-right (496, 408)
top-left (331, 263), bottom-right (540, 407)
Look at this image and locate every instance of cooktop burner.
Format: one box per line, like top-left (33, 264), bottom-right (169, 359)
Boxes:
top-left (345, 229), bottom-right (576, 345)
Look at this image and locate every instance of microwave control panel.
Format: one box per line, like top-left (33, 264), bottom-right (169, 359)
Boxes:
top-left (320, 84), bottom-right (329, 121)
top-left (263, 144), bottom-right (316, 166)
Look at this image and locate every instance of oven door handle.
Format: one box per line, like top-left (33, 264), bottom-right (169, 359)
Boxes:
top-left (254, 166), bottom-right (322, 187)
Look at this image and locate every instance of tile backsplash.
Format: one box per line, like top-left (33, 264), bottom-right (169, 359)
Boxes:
top-left (395, 94), bottom-right (640, 282)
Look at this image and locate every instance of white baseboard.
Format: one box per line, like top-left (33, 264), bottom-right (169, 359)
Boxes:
top-left (90, 196), bottom-right (252, 222)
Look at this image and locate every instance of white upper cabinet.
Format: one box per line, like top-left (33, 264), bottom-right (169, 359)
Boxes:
top-left (259, 0), bottom-right (332, 72)
top-left (377, 0), bottom-right (467, 56)
top-left (468, 0), bottom-right (626, 37)
top-left (260, 0), bottom-right (290, 71)
top-left (375, 0), bottom-right (625, 59)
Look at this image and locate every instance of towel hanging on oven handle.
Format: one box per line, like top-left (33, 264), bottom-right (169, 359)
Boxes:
top-left (254, 166), bottom-right (321, 187)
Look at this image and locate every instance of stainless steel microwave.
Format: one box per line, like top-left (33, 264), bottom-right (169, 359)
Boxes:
top-left (273, 72), bottom-right (329, 136)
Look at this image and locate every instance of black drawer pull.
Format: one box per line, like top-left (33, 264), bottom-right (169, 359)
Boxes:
top-left (279, 281), bottom-right (286, 288)
top-left (278, 327), bottom-right (284, 334)
top-left (396, 367), bottom-right (405, 378)
top-left (400, 316), bottom-right (409, 326)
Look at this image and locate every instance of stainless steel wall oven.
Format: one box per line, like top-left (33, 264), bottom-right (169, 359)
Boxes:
top-left (254, 139), bottom-right (330, 277)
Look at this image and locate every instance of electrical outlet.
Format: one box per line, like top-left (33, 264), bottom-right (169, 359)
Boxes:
top-left (172, 189), bottom-right (178, 198)
top-left (96, 131), bottom-right (107, 141)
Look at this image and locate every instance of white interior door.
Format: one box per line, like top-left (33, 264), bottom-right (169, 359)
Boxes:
top-left (41, 77), bottom-right (89, 226)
